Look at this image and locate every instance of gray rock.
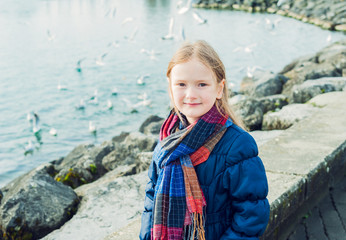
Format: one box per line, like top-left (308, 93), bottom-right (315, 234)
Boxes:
top-left (0, 164), bottom-right (79, 239)
top-left (254, 73), bottom-right (289, 97)
top-left (283, 62), bottom-right (339, 96)
top-left (123, 132), bottom-right (157, 152)
top-left (239, 70), bottom-right (268, 95)
top-left (56, 143), bottom-right (95, 170)
top-left (262, 103), bottom-right (318, 130)
top-left (139, 115), bottom-right (164, 135)
top-left (112, 131), bottom-right (130, 143)
top-left (232, 98), bottom-right (264, 131)
top-left (316, 43), bottom-right (346, 66)
top-left (292, 77), bottom-right (346, 103)
top-left (258, 94), bottom-right (289, 113)
top-left (102, 142), bottom-right (153, 175)
top-left (54, 142), bottom-right (113, 188)
top-left (0, 190), bottom-right (2, 205)
top-left (103, 131), bottom-right (156, 172)
top-left (304, 62), bottom-right (340, 81)
top-left (240, 71), bottom-right (288, 98)
top-left (135, 152), bottom-right (153, 173)
top-left (228, 94), bottom-right (248, 106)
top-left (279, 53), bottom-right (317, 75)
top-left (102, 144), bottom-right (139, 172)
top-left (282, 40), bottom-right (346, 97)
top-left (41, 171), bottom-right (149, 240)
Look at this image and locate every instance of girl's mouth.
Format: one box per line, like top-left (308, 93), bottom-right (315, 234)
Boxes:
top-left (185, 103), bottom-right (201, 106)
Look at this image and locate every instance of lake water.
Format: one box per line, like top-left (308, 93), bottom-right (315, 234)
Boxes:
top-left (0, 0), bottom-right (344, 187)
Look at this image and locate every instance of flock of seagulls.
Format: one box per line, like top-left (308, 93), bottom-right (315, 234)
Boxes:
top-left (30, 0), bottom-right (249, 156)
top-left (27, 0), bottom-right (334, 157)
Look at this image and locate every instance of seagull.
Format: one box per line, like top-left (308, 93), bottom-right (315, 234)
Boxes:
top-left (89, 121), bottom-right (97, 134)
top-left (104, 7), bottom-right (116, 18)
top-left (112, 8), bottom-right (117, 18)
top-left (24, 140), bottom-right (34, 156)
top-left (133, 99), bottom-right (152, 108)
top-left (125, 26), bottom-right (138, 42)
top-left (75, 99), bottom-right (86, 110)
top-left (47, 29), bottom-right (56, 41)
top-left (111, 87), bottom-right (118, 96)
top-left (130, 26), bottom-right (139, 41)
top-left (177, 0), bottom-right (184, 9)
top-left (192, 11), bottom-right (207, 24)
top-left (49, 128), bottom-right (57, 136)
top-left (76, 58), bottom-right (86, 72)
top-left (121, 96), bottom-right (151, 113)
top-left (27, 112), bottom-right (34, 123)
top-left (246, 66), bottom-right (264, 78)
top-left (137, 75), bottom-right (150, 85)
top-left (161, 17), bottom-right (175, 40)
top-left (107, 100), bottom-right (113, 110)
top-left (108, 40), bottom-right (119, 48)
top-left (232, 43), bottom-right (257, 54)
top-left (122, 17), bottom-right (134, 25)
top-left (244, 43), bottom-right (257, 53)
top-left (95, 52), bottom-right (108, 66)
top-left (57, 80), bottom-right (68, 90)
top-left (273, 18), bottom-right (282, 28)
top-left (178, 0), bottom-right (193, 14)
top-left (180, 26), bottom-right (186, 41)
top-left (89, 90), bottom-right (98, 105)
top-left (140, 49), bottom-right (160, 60)
top-left (264, 18), bottom-right (281, 29)
top-left (326, 34), bottom-right (332, 43)
top-left (138, 92), bottom-right (148, 101)
top-left (32, 112), bottom-right (41, 134)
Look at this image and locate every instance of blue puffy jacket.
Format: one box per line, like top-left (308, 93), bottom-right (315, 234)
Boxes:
top-left (140, 123), bottom-right (270, 240)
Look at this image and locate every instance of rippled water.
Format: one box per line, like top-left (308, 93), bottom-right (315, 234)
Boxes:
top-left (0, 0), bottom-right (344, 187)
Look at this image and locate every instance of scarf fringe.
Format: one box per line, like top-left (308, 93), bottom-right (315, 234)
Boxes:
top-left (184, 212), bottom-right (205, 240)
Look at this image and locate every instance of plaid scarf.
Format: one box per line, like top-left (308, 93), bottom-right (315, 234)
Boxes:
top-left (151, 105), bottom-right (232, 240)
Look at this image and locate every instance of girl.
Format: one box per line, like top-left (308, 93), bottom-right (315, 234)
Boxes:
top-left (140, 40), bottom-right (269, 240)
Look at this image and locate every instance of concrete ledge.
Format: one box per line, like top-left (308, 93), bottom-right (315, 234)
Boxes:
top-left (105, 91), bottom-right (346, 240)
top-left (261, 91), bottom-right (346, 239)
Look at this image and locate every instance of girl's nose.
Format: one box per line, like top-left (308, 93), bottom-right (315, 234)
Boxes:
top-left (185, 87), bottom-right (197, 99)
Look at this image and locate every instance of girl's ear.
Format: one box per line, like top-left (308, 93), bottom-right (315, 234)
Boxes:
top-left (166, 77), bottom-right (170, 82)
top-left (216, 79), bottom-right (225, 99)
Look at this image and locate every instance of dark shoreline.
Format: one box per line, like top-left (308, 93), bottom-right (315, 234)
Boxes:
top-left (193, 0), bottom-right (346, 32)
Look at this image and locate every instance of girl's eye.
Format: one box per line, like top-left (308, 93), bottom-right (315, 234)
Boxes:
top-left (178, 83), bottom-right (185, 87)
top-left (199, 83), bottom-right (207, 87)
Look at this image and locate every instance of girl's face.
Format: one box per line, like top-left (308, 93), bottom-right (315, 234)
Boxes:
top-left (170, 58), bottom-right (224, 125)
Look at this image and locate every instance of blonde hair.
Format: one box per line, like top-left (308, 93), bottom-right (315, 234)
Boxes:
top-left (166, 40), bottom-right (246, 130)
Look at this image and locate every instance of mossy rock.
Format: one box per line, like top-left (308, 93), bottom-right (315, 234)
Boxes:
top-left (56, 168), bottom-right (87, 189)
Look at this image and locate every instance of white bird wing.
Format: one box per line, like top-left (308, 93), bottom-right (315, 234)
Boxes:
top-left (101, 52), bottom-right (108, 59)
top-left (77, 57), bottom-right (86, 66)
top-left (122, 17), bottom-right (133, 25)
top-left (232, 46), bottom-right (243, 52)
top-left (192, 11), bottom-right (206, 24)
top-left (179, 0), bottom-right (193, 14)
top-left (181, 26), bottom-right (186, 40)
top-left (168, 17), bottom-right (174, 36)
top-left (129, 26), bottom-right (138, 41)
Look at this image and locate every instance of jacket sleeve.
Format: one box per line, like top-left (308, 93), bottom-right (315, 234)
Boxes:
top-left (139, 157), bottom-right (158, 240)
top-left (221, 132), bottom-right (270, 240)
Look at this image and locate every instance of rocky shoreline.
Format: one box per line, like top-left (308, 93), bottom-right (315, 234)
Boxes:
top-left (1, 38), bottom-right (346, 239)
top-left (193, 0), bottom-right (346, 32)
